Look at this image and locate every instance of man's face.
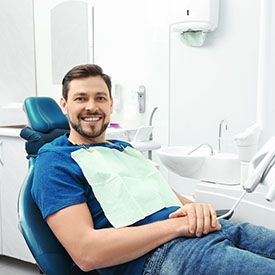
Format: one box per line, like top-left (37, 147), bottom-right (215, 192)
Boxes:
top-left (61, 76), bottom-right (113, 144)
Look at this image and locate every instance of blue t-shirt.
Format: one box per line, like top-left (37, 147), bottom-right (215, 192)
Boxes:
top-left (32, 134), bottom-right (179, 275)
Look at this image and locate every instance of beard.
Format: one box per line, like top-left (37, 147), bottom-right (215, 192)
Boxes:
top-left (69, 117), bottom-right (109, 141)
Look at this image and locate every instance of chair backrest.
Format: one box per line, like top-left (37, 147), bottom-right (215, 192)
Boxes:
top-left (18, 97), bottom-right (97, 274)
top-left (18, 159), bottom-right (80, 275)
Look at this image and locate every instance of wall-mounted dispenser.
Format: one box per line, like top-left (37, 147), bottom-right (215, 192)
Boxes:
top-left (171, 0), bottom-right (220, 47)
top-left (113, 83), bottom-right (122, 113)
top-left (136, 85), bottom-right (146, 113)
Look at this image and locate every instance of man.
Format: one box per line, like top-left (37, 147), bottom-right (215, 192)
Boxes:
top-left (32, 64), bottom-right (275, 275)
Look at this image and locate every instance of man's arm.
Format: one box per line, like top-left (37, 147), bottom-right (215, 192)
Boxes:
top-left (47, 202), bottom-right (220, 272)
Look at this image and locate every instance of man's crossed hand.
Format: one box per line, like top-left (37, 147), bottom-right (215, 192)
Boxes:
top-left (169, 203), bottom-right (221, 237)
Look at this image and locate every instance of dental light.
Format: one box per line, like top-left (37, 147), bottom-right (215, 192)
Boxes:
top-left (218, 135), bottom-right (275, 220)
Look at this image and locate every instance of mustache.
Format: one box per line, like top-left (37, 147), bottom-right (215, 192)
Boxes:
top-left (80, 111), bottom-right (104, 116)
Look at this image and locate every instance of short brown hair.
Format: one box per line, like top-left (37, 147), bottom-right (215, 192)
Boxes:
top-left (62, 64), bottom-right (112, 100)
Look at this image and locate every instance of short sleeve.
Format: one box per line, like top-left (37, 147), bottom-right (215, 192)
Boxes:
top-left (31, 150), bottom-right (87, 219)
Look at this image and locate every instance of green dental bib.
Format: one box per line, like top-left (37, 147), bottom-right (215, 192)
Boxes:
top-left (71, 146), bottom-right (182, 228)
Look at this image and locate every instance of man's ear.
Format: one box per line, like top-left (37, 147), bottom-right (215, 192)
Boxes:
top-left (60, 97), bottom-right (67, 115)
top-left (110, 97), bottom-right (113, 114)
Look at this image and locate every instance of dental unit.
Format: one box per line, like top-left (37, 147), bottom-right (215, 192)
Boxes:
top-left (157, 125), bottom-right (275, 229)
top-left (218, 119), bottom-right (229, 153)
top-left (218, 135), bottom-right (275, 219)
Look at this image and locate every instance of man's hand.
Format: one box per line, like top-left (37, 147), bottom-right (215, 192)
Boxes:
top-left (169, 203), bottom-right (221, 237)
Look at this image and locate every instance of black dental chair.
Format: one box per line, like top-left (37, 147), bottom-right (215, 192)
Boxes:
top-left (18, 97), bottom-right (98, 275)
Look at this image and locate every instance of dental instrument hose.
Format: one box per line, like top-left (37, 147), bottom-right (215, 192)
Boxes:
top-left (217, 190), bottom-right (247, 220)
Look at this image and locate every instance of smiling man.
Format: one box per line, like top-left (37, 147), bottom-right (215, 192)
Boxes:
top-left (61, 69), bottom-right (112, 144)
top-left (32, 64), bottom-right (275, 275)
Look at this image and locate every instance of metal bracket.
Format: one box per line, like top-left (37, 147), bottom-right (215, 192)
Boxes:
top-left (136, 85), bottom-right (146, 113)
top-left (0, 141), bottom-right (3, 166)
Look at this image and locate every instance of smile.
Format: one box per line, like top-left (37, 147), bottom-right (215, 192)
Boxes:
top-left (83, 117), bottom-right (101, 122)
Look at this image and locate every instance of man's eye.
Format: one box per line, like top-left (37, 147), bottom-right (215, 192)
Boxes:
top-left (97, 97), bottom-right (107, 101)
top-left (75, 97), bottom-right (84, 101)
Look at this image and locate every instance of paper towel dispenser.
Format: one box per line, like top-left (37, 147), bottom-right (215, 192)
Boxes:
top-left (172, 0), bottom-right (220, 46)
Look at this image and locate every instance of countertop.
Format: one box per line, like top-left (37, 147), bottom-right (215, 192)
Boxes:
top-left (0, 126), bottom-right (137, 139)
top-left (0, 126), bottom-right (26, 137)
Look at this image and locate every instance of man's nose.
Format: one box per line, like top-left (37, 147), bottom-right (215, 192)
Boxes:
top-left (85, 99), bottom-right (98, 111)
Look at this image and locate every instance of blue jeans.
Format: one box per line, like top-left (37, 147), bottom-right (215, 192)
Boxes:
top-left (142, 219), bottom-right (275, 275)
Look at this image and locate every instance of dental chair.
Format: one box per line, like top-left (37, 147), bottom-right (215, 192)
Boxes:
top-left (18, 97), bottom-right (232, 275)
top-left (18, 97), bottom-right (98, 275)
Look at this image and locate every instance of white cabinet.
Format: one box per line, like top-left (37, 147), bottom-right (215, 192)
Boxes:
top-left (0, 130), bottom-right (35, 263)
top-left (0, 140), bottom-right (2, 255)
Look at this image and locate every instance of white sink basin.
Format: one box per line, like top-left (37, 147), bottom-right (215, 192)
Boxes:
top-left (157, 146), bottom-right (241, 184)
top-left (157, 146), bottom-right (210, 177)
top-left (198, 153), bottom-right (240, 184)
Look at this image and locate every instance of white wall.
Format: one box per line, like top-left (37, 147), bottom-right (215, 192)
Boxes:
top-left (0, 0), bottom-right (36, 105)
top-left (93, 0), bottom-right (171, 149)
top-left (170, 0), bottom-right (260, 148)
top-left (2, 0), bottom-right (275, 196)
top-left (259, 0), bottom-right (275, 143)
top-left (168, 0), bottom-right (261, 195)
top-left (92, 0), bottom-right (270, 195)
top-left (84, 0), bottom-right (275, 196)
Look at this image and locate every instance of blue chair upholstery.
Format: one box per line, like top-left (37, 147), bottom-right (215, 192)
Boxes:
top-left (24, 97), bottom-right (69, 133)
top-left (18, 97), bottom-right (98, 275)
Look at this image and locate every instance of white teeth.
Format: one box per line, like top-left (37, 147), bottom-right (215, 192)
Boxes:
top-left (83, 117), bottom-right (100, 122)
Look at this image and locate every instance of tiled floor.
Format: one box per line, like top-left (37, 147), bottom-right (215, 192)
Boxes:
top-left (0, 256), bottom-right (39, 275)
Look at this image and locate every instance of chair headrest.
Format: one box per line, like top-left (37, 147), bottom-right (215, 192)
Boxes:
top-left (24, 97), bottom-right (69, 133)
top-left (20, 127), bottom-right (69, 158)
